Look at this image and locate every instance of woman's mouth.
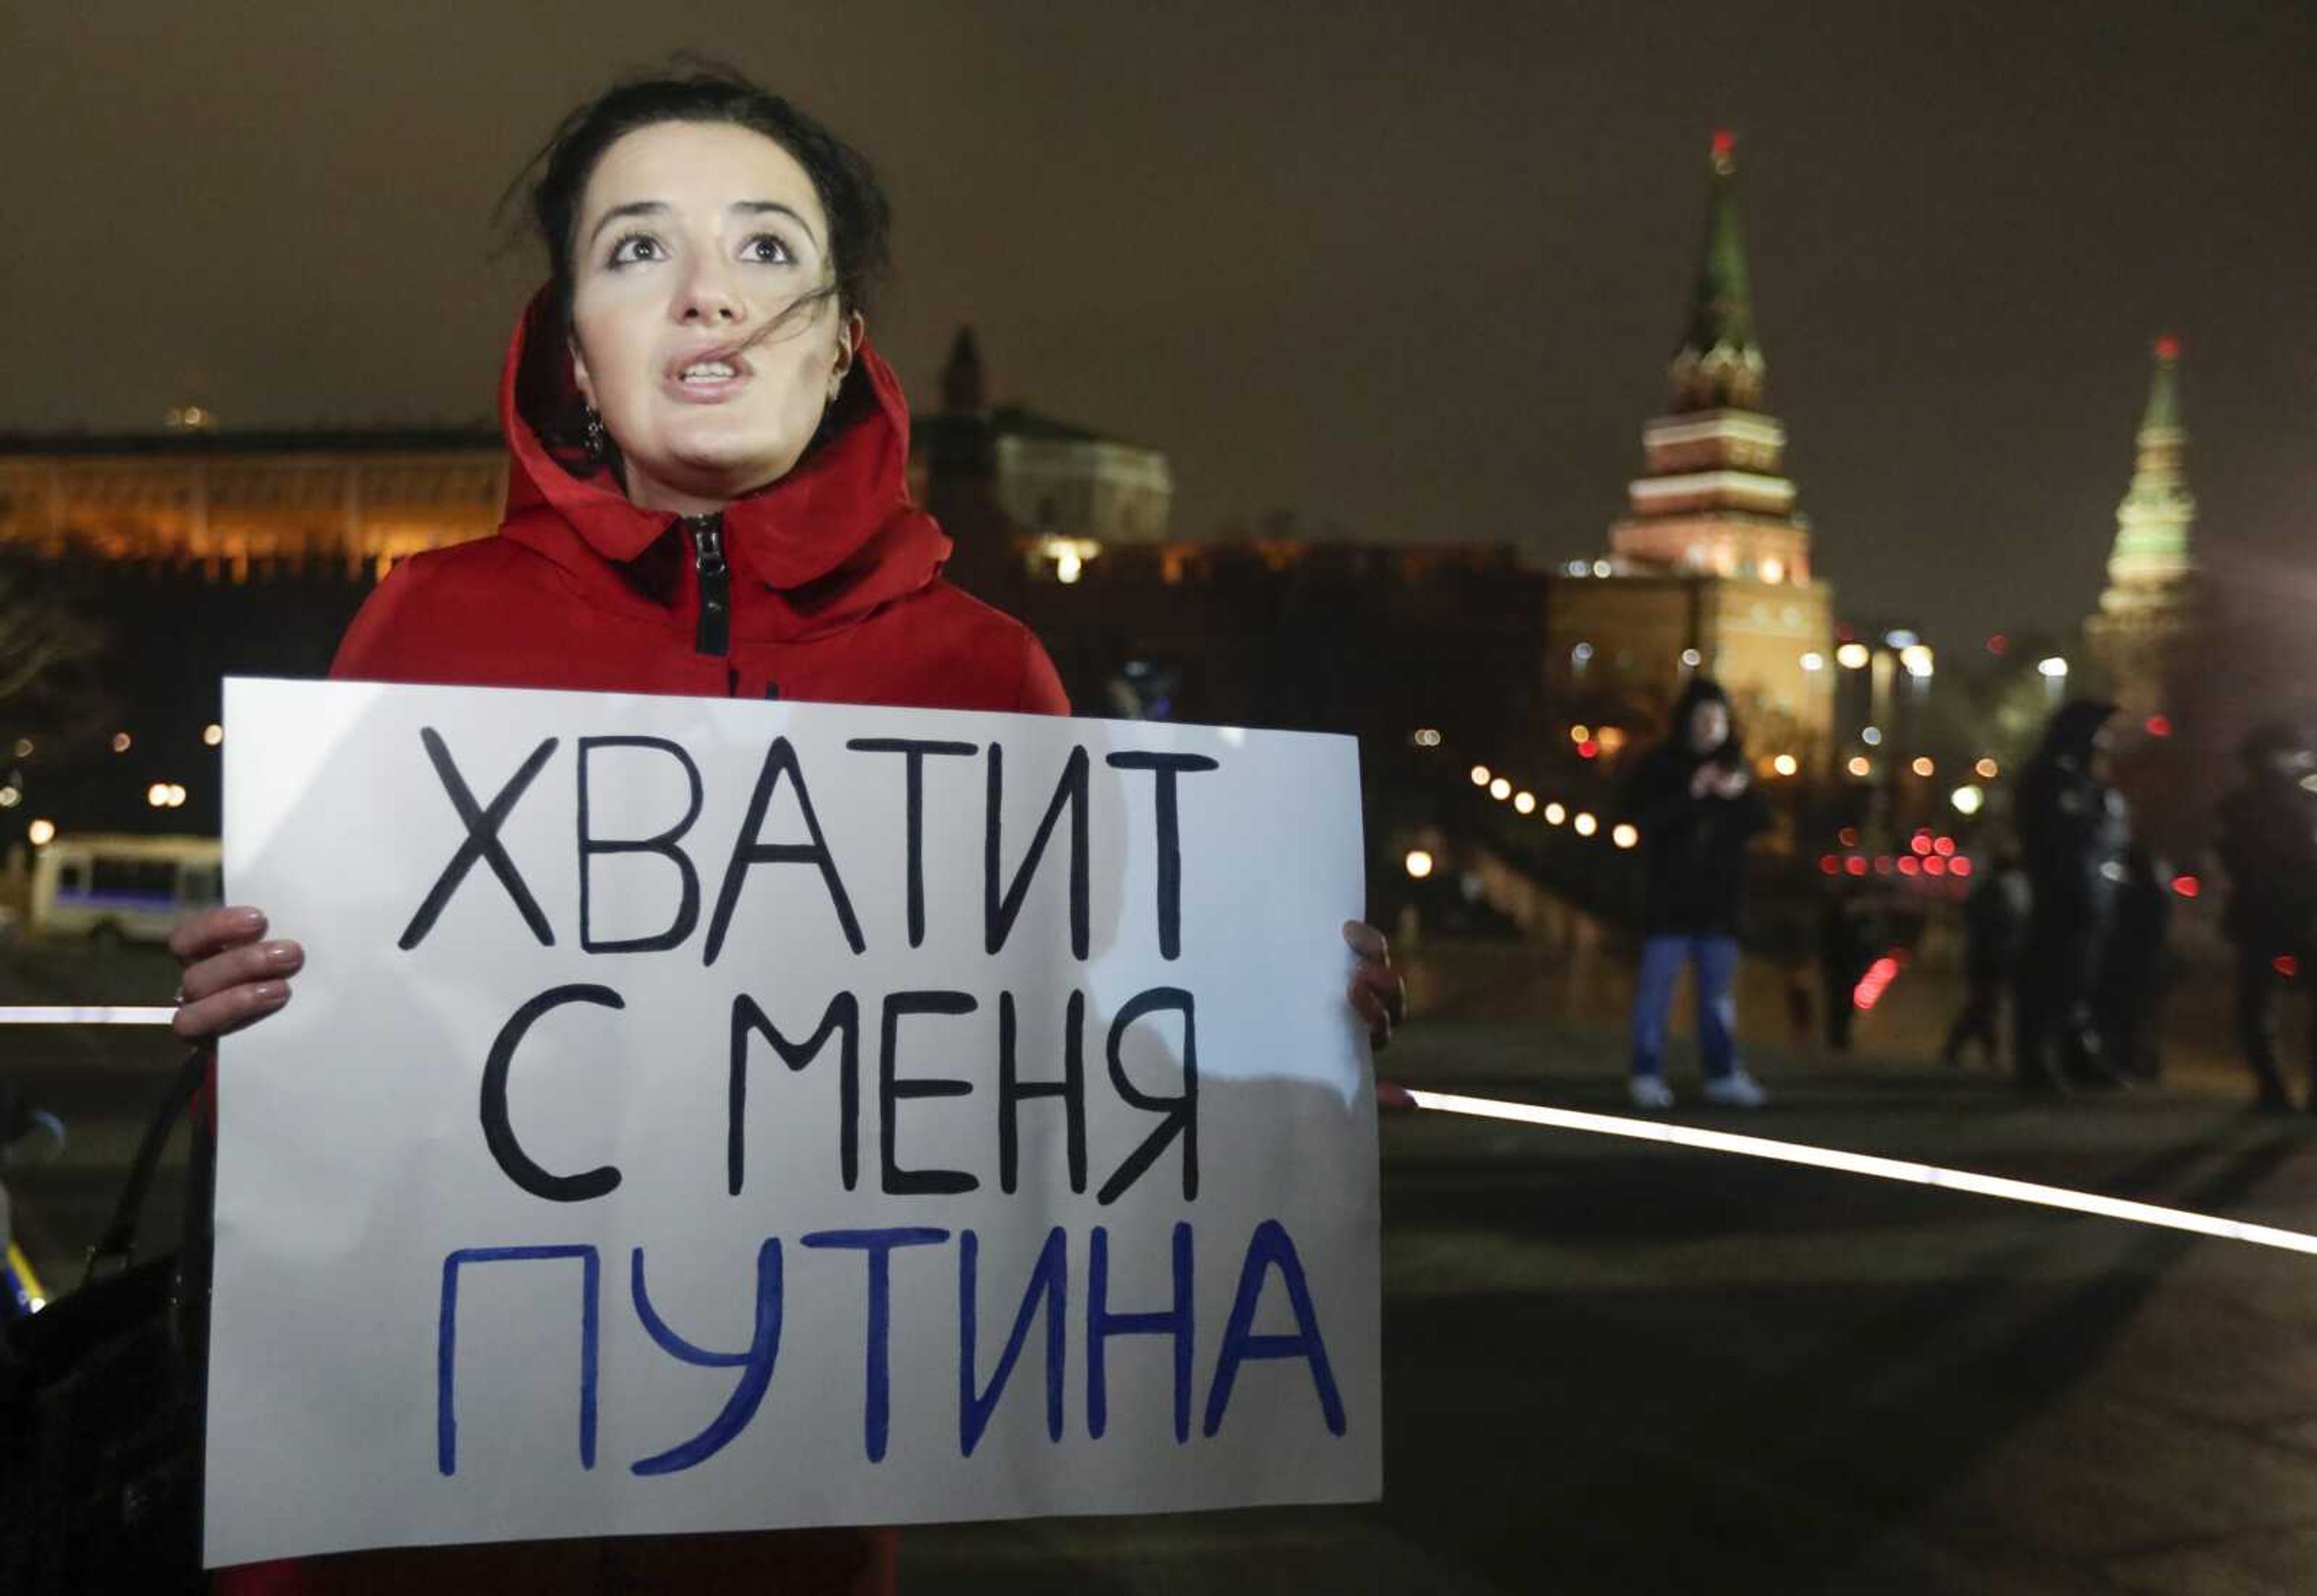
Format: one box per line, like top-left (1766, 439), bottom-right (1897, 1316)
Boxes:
top-left (666, 352), bottom-right (754, 401)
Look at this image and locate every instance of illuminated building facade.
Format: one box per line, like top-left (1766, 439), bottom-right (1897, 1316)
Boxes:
top-left (909, 328), bottom-right (1173, 587)
top-left (1546, 133), bottom-right (1836, 770)
top-left (0, 427), bottom-right (501, 578)
top-left (0, 427), bottom-right (501, 839)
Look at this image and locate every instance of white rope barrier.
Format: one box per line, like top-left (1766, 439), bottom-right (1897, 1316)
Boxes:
top-left (0, 1005), bottom-right (177, 1026)
top-left (1406, 1088), bottom-right (2317, 1258)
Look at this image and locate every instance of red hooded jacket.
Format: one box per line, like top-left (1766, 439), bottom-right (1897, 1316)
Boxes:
top-left (217, 295), bottom-right (1064, 1595)
top-left (329, 290), bottom-right (1067, 713)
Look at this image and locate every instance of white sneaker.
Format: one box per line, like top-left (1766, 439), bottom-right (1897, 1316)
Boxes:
top-left (1629, 1075), bottom-right (1676, 1111)
top-left (1703, 1070), bottom-right (1769, 1109)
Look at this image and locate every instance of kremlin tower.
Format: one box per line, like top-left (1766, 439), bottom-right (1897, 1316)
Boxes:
top-left (1548, 132), bottom-right (1835, 767)
top-left (2087, 335), bottom-right (2204, 725)
top-left (1609, 131), bottom-right (1814, 586)
top-left (2086, 335), bottom-right (2216, 855)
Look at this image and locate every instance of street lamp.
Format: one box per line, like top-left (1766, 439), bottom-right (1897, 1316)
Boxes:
top-left (2038, 655), bottom-right (2068, 705)
top-left (1835, 643), bottom-right (1871, 670)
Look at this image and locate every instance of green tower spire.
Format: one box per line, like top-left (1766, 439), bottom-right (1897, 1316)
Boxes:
top-left (1669, 131), bottom-right (1766, 412)
top-left (2139, 332), bottom-right (2182, 433)
top-left (2107, 334), bottom-right (2196, 586)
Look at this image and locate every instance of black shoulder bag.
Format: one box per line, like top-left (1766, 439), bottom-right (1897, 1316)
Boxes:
top-left (0, 1044), bottom-right (213, 1593)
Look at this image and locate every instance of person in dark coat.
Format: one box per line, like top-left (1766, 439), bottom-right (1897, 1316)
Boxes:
top-left (1942, 851), bottom-right (2029, 1067)
top-left (2097, 844), bottom-right (2173, 1081)
top-left (2215, 720), bottom-right (2317, 1111)
top-left (1817, 878), bottom-right (1875, 1052)
top-left (1620, 676), bottom-right (1773, 1109)
top-left (2012, 698), bottom-right (2131, 1094)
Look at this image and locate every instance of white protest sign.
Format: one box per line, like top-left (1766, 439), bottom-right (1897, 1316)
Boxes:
top-left (206, 677), bottom-right (1378, 1567)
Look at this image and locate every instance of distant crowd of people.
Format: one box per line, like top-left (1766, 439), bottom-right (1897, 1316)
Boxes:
top-left (1939, 697), bottom-right (2317, 1110)
top-left (1624, 684), bottom-right (2317, 1114)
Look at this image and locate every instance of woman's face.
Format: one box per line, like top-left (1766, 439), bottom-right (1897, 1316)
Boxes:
top-left (568, 120), bottom-right (860, 515)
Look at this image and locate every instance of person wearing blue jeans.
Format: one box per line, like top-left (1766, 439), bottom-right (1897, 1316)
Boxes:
top-left (1621, 676), bottom-right (1772, 1110)
top-left (1631, 932), bottom-right (1742, 1091)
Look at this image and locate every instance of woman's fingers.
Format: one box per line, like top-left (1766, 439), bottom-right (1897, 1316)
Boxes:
top-left (171, 979), bottom-right (292, 1042)
top-left (1341, 920), bottom-right (1406, 1050)
top-left (1347, 975), bottom-right (1392, 1049)
top-left (170, 907), bottom-right (300, 1041)
top-left (1354, 959), bottom-right (1407, 1025)
top-left (169, 905), bottom-right (269, 967)
top-left (178, 939), bottom-right (304, 1005)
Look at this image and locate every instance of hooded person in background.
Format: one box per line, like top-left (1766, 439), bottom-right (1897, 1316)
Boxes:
top-left (1620, 676), bottom-right (1773, 1110)
top-left (2013, 698), bottom-right (2130, 1095)
top-left (2215, 719), bottom-right (2317, 1112)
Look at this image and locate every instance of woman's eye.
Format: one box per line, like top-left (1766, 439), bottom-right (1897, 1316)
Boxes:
top-left (606, 233), bottom-right (664, 267)
top-left (742, 234), bottom-right (794, 265)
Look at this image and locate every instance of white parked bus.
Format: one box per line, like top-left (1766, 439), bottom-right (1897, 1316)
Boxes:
top-left (28, 833), bottom-right (223, 945)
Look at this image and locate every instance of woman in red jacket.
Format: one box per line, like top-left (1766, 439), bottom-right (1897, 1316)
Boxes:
top-left (168, 69), bottom-right (1403, 1594)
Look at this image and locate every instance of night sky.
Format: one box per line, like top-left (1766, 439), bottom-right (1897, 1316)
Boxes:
top-left (8, 2), bottom-right (2311, 646)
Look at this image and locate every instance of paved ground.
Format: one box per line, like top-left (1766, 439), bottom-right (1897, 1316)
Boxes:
top-left (7, 935), bottom-right (2316, 1592)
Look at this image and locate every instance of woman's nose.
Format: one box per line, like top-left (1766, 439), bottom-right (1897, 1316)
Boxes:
top-left (676, 261), bottom-right (748, 325)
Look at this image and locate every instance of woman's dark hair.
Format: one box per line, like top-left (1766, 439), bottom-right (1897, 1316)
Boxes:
top-left (520, 65), bottom-right (893, 326)
top-left (506, 65), bottom-right (894, 468)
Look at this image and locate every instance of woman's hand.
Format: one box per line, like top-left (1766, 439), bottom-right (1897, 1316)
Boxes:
top-left (170, 906), bottom-right (304, 1043)
top-left (1341, 920), bottom-right (1403, 1044)
top-left (1342, 921), bottom-right (1416, 1110)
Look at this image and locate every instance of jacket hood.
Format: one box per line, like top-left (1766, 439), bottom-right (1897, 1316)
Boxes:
top-left (1665, 675), bottom-right (1742, 763)
top-left (2038, 698), bottom-right (2116, 764)
top-left (495, 285), bottom-right (951, 642)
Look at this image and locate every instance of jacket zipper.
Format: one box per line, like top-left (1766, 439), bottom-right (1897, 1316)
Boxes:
top-left (682, 512), bottom-right (731, 658)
